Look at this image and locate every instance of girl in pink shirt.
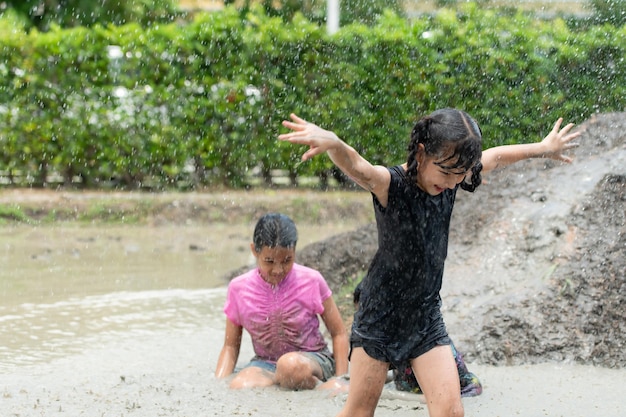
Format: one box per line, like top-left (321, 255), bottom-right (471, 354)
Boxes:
top-left (215, 213), bottom-right (349, 390)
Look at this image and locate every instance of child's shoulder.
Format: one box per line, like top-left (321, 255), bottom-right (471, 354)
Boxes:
top-left (229, 268), bottom-right (258, 286)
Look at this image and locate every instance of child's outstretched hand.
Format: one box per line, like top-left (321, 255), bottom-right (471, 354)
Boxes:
top-left (278, 113), bottom-right (342, 161)
top-left (540, 118), bottom-right (582, 163)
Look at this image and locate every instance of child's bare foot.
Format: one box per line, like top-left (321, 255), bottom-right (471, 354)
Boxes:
top-left (316, 376), bottom-right (350, 397)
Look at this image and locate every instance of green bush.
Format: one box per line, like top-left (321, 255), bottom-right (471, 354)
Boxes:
top-left (588, 0), bottom-right (626, 26)
top-left (1, 0), bottom-right (182, 31)
top-left (0, 4), bottom-right (624, 189)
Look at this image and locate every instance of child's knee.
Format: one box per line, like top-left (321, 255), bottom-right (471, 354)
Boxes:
top-left (275, 353), bottom-right (317, 389)
top-left (276, 352), bottom-right (308, 374)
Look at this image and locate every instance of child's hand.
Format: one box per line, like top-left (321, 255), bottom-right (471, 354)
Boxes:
top-left (540, 118), bottom-right (582, 163)
top-left (278, 113), bottom-right (342, 161)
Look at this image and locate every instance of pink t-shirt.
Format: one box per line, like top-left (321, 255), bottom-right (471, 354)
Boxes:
top-left (224, 263), bottom-right (332, 363)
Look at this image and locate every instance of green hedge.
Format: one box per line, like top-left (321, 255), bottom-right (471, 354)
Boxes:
top-left (0, 4), bottom-right (624, 189)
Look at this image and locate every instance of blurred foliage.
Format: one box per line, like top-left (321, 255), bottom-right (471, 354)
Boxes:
top-left (587, 0), bottom-right (626, 26)
top-left (435, 0), bottom-right (461, 7)
top-left (339, 0), bottom-right (404, 25)
top-left (0, 4), bottom-right (624, 189)
top-left (223, 0), bottom-right (403, 25)
top-left (1, 0), bottom-right (404, 31)
top-left (0, 0), bottom-right (182, 31)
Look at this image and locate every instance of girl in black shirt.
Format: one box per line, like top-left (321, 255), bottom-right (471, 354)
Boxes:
top-left (279, 108), bottom-right (580, 417)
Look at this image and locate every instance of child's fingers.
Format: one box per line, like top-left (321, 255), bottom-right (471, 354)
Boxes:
top-left (558, 122), bottom-right (575, 134)
top-left (564, 122), bottom-right (575, 130)
top-left (277, 132), bottom-right (298, 140)
top-left (277, 134), bottom-right (313, 145)
top-left (280, 114), bottom-right (310, 131)
top-left (562, 130), bottom-right (582, 142)
top-left (564, 136), bottom-right (580, 147)
top-left (281, 120), bottom-right (306, 131)
top-left (289, 113), bottom-right (308, 124)
top-left (301, 146), bottom-right (326, 161)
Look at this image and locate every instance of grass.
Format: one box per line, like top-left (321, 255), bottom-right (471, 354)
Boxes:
top-left (0, 205), bottom-right (32, 224)
top-left (0, 188), bottom-right (374, 226)
top-left (332, 273), bottom-right (365, 331)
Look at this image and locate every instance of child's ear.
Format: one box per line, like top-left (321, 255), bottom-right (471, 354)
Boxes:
top-left (416, 143), bottom-right (426, 165)
top-left (250, 243), bottom-right (258, 258)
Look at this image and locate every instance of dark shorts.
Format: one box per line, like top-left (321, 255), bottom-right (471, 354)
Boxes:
top-left (350, 307), bottom-right (450, 369)
top-left (242, 350), bottom-right (335, 381)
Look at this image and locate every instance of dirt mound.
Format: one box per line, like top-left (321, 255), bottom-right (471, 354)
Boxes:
top-left (296, 223), bottom-right (378, 289)
top-left (289, 112), bottom-right (626, 368)
top-left (476, 173), bottom-right (625, 367)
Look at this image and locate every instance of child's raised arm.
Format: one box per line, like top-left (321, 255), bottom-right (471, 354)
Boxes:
top-left (278, 113), bottom-right (390, 198)
top-left (481, 118), bottom-right (581, 175)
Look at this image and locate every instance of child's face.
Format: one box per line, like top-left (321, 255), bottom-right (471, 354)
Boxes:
top-left (251, 244), bottom-right (296, 286)
top-left (417, 154), bottom-right (469, 195)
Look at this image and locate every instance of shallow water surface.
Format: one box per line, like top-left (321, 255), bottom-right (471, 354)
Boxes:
top-left (0, 223), bottom-right (356, 371)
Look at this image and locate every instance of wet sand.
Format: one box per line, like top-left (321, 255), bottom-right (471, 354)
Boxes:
top-left (2, 333), bottom-right (625, 417)
top-left (1, 287), bottom-right (625, 417)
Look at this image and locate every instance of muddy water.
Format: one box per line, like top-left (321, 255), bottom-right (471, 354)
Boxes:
top-left (0, 223), bottom-right (357, 371)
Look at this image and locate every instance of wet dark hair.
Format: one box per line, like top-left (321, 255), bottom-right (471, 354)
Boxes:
top-left (353, 281), bottom-right (362, 305)
top-left (406, 108), bottom-right (483, 192)
top-left (252, 213), bottom-right (298, 252)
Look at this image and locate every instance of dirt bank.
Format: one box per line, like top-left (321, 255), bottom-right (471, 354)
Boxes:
top-left (271, 112), bottom-right (626, 368)
top-left (0, 188), bottom-right (373, 226)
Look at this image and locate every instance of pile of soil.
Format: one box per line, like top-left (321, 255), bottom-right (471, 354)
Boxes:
top-left (284, 112), bottom-right (626, 368)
